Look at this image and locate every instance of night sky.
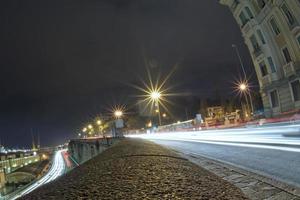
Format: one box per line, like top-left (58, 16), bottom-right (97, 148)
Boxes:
top-left (0, 0), bottom-right (256, 147)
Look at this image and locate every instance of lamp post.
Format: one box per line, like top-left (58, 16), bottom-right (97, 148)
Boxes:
top-left (150, 91), bottom-right (162, 126)
top-left (232, 44), bottom-right (247, 78)
top-left (239, 82), bottom-right (254, 115)
top-left (233, 44), bottom-right (254, 115)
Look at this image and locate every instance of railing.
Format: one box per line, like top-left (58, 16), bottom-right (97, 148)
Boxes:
top-left (230, 0), bottom-right (239, 12)
top-left (256, 3), bottom-right (271, 24)
top-left (253, 46), bottom-right (262, 58)
top-left (261, 75), bottom-right (270, 86)
top-left (242, 19), bottom-right (256, 34)
top-left (283, 62), bottom-right (296, 77)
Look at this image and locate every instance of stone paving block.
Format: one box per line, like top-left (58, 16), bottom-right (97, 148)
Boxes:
top-left (181, 151), bottom-right (300, 200)
top-left (265, 191), bottom-right (296, 200)
top-left (241, 188), bottom-right (260, 200)
top-left (224, 174), bottom-right (245, 182)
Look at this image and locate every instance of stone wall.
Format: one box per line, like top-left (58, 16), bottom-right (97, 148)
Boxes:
top-left (68, 137), bottom-right (118, 164)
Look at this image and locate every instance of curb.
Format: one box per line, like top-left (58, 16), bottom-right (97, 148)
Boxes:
top-left (172, 149), bottom-right (300, 200)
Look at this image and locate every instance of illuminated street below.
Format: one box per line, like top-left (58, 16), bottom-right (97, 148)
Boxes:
top-left (9, 150), bottom-right (66, 200)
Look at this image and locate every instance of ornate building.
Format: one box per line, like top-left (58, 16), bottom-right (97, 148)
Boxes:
top-left (220, 0), bottom-right (300, 117)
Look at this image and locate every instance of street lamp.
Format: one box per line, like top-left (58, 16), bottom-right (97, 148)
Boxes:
top-left (150, 91), bottom-right (162, 126)
top-left (150, 91), bottom-right (161, 100)
top-left (238, 81), bottom-right (254, 116)
top-left (96, 120), bottom-right (102, 125)
top-left (232, 44), bottom-right (254, 116)
top-left (114, 110), bottom-right (123, 118)
top-left (239, 83), bottom-right (247, 91)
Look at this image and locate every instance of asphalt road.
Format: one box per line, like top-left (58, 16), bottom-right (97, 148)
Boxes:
top-left (130, 123), bottom-right (300, 188)
top-left (151, 139), bottom-right (300, 187)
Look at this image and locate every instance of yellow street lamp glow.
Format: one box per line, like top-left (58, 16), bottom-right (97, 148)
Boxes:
top-left (150, 91), bottom-right (161, 100)
top-left (88, 124), bottom-right (93, 129)
top-left (114, 110), bottom-right (123, 118)
top-left (155, 109), bottom-right (159, 113)
top-left (82, 127), bottom-right (87, 132)
top-left (147, 121), bottom-right (152, 127)
top-left (96, 120), bottom-right (102, 125)
top-left (239, 83), bottom-right (247, 91)
top-left (162, 113), bottom-right (167, 118)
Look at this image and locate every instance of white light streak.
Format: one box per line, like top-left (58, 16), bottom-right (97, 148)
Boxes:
top-left (128, 123), bottom-right (300, 152)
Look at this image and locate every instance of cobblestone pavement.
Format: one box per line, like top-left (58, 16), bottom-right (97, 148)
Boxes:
top-left (177, 152), bottom-right (300, 200)
top-left (21, 139), bottom-right (248, 200)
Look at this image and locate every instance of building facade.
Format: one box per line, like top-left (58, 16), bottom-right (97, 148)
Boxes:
top-left (220, 0), bottom-right (300, 117)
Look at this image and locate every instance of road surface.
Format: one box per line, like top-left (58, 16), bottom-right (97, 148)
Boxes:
top-left (9, 150), bottom-right (66, 200)
top-left (129, 123), bottom-right (300, 187)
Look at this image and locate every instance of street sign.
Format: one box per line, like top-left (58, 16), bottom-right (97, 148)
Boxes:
top-left (115, 119), bottom-right (124, 128)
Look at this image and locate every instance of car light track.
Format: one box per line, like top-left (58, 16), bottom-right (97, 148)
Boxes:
top-left (128, 123), bottom-right (300, 152)
top-left (10, 150), bottom-right (66, 200)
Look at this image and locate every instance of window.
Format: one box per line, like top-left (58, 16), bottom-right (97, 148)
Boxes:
top-left (239, 11), bottom-right (248, 26)
top-left (267, 57), bottom-right (276, 73)
top-left (270, 18), bottom-right (281, 35)
top-left (281, 4), bottom-right (296, 27)
top-left (297, 35), bottom-right (300, 46)
top-left (257, 0), bottom-right (266, 9)
top-left (291, 80), bottom-right (300, 101)
top-left (257, 30), bottom-right (266, 44)
top-left (259, 61), bottom-right (268, 77)
top-left (282, 47), bottom-right (292, 63)
top-left (250, 34), bottom-right (259, 51)
top-left (245, 7), bottom-right (254, 19)
top-left (270, 90), bottom-right (279, 108)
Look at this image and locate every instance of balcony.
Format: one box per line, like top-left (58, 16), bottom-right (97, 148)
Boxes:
top-left (242, 19), bottom-right (256, 34)
top-left (230, 0), bottom-right (239, 13)
top-left (261, 75), bottom-right (270, 86)
top-left (256, 3), bottom-right (271, 24)
top-left (253, 46), bottom-right (263, 58)
top-left (283, 62), bottom-right (296, 77)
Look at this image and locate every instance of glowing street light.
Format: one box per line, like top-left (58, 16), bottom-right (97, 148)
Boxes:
top-left (239, 83), bottom-right (247, 91)
top-left (234, 79), bottom-right (254, 116)
top-left (82, 127), bottom-right (87, 132)
top-left (96, 120), bottom-right (102, 125)
top-left (150, 91), bottom-right (161, 100)
top-left (162, 113), bottom-right (167, 118)
top-left (114, 110), bottom-right (123, 118)
top-left (88, 124), bottom-right (93, 129)
top-left (133, 68), bottom-right (177, 127)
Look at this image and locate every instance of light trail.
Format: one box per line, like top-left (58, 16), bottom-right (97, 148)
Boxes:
top-left (128, 123), bottom-right (300, 152)
top-left (10, 150), bottom-right (66, 200)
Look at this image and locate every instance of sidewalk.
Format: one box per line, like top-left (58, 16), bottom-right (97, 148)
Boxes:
top-left (21, 139), bottom-right (248, 199)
